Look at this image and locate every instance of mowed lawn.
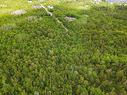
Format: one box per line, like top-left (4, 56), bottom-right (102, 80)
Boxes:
top-left (0, 0), bottom-right (127, 95)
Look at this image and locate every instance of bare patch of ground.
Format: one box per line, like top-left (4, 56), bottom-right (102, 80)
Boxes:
top-left (65, 16), bottom-right (76, 22)
top-left (11, 10), bottom-right (26, 15)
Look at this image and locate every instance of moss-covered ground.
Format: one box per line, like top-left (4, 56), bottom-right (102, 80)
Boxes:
top-left (0, 0), bottom-right (127, 95)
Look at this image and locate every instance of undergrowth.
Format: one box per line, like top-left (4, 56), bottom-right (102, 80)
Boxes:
top-left (0, 1), bottom-right (127, 95)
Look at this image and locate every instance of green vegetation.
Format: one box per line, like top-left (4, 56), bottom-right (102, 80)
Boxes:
top-left (0, 0), bottom-right (127, 95)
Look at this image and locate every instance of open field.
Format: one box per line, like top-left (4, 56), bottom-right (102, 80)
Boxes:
top-left (0, 0), bottom-right (127, 95)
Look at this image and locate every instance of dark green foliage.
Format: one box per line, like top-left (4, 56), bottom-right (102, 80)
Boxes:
top-left (0, 4), bottom-right (127, 95)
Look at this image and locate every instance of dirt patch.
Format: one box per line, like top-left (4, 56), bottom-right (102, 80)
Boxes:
top-left (65, 16), bottom-right (76, 22)
top-left (27, 16), bottom-right (43, 21)
top-left (32, 5), bottom-right (44, 9)
top-left (11, 10), bottom-right (26, 15)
